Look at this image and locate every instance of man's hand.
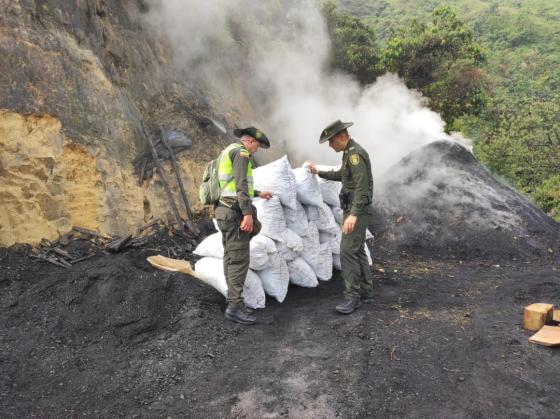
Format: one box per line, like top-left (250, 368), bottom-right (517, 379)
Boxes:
top-left (342, 215), bottom-right (357, 235)
top-left (259, 191), bottom-right (273, 200)
top-left (305, 160), bottom-right (318, 174)
top-left (240, 214), bottom-right (254, 233)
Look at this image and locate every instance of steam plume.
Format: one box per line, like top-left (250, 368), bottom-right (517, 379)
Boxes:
top-left (145, 0), bottom-right (457, 176)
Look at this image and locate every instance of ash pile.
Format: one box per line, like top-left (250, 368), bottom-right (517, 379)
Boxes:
top-left (373, 140), bottom-right (560, 260)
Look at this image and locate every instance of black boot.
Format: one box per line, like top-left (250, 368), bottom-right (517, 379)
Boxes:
top-left (335, 299), bottom-right (361, 314)
top-left (361, 295), bottom-right (374, 304)
top-left (225, 304), bottom-right (256, 325)
top-left (243, 305), bottom-right (255, 315)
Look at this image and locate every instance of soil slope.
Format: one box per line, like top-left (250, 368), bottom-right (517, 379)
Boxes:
top-left (1, 238), bottom-right (559, 418)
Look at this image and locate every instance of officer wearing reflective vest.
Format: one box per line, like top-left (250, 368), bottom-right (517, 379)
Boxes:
top-left (307, 120), bottom-right (375, 314)
top-left (214, 126), bottom-right (272, 325)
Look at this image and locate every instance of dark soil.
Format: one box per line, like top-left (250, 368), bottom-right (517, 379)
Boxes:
top-left (1, 236), bottom-right (559, 418)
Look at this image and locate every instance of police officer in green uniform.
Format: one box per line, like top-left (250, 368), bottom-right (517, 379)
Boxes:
top-left (307, 120), bottom-right (375, 314)
top-left (214, 126), bottom-right (272, 325)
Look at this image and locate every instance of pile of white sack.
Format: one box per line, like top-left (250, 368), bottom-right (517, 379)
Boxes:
top-left (194, 155), bottom-right (373, 309)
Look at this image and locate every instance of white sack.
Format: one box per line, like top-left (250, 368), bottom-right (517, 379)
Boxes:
top-left (292, 164), bottom-right (323, 206)
top-left (193, 232), bottom-right (223, 259)
top-left (300, 223), bottom-right (320, 272)
top-left (366, 228), bottom-right (374, 240)
top-left (315, 165), bottom-right (342, 207)
top-left (194, 232), bottom-right (276, 271)
top-left (275, 229), bottom-right (303, 262)
top-left (250, 235), bottom-right (277, 271)
top-left (320, 229), bottom-right (341, 255)
top-left (315, 202), bottom-right (339, 234)
top-left (331, 206), bottom-right (344, 225)
top-left (212, 218), bottom-right (221, 233)
top-left (244, 270), bottom-right (266, 309)
top-left (284, 200), bottom-right (309, 237)
top-left (316, 242), bottom-right (333, 281)
top-left (253, 196), bottom-right (286, 242)
top-left (333, 252), bottom-right (341, 270)
top-left (259, 252), bottom-right (290, 303)
top-left (194, 257), bottom-right (228, 296)
top-left (253, 155), bottom-right (297, 210)
top-left (304, 204), bottom-right (320, 224)
top-left (365, 243), bottom-right (373, 266)
top-left (287, 257), bottom-right (318, 288)
top-left (194, 257), bottom-right (265, 308)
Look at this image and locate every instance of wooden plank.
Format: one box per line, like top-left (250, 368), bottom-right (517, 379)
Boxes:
top-left (529, 326), bottom-right (560, 347)
top-left (523, 303), bottom-right (554, 332)
top-left (554, 310), bottom-right (560, 323)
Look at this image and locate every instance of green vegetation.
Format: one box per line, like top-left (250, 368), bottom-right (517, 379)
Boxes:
top-left (325, 0), bottom-right (560, 221)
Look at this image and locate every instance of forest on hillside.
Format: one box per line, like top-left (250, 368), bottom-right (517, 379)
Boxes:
top-left (329, 0), bottom-right (560, 220)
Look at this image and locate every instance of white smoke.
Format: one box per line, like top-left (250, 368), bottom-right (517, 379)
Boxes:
top-left (145, 0), bottom-right (456, 176)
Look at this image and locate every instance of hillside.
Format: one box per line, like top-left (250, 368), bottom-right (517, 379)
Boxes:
top-left (337, 0), bottom-right (560, 221)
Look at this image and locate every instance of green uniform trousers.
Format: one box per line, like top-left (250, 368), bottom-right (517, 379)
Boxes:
top-left (341, 210), bottom-right (374, 301)
top-left (216, 206), bottom-right (261, 307)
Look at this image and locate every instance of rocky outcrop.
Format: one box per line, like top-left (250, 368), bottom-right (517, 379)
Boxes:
top-left (0, 1), bottom-right (232, 245)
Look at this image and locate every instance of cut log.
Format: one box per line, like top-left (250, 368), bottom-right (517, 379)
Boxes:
top-left (523, 303), bottom-right (554, 332)
top-left (529, 326), bottom-right (560, 347)
top-left (106, 235), bottom-right (132, 252)
top-left (554, 310), bottom-right (560, 323)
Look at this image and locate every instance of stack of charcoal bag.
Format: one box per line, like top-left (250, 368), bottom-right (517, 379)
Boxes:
top-left (194, 155), bottom-right (372, 308)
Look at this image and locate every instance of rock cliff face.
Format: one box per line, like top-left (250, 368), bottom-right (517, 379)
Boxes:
top-left (0, 0), bottom-right (232, 245)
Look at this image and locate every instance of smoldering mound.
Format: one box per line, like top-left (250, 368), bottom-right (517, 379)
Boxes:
top-left (373, 140), bottom-right (560, 260)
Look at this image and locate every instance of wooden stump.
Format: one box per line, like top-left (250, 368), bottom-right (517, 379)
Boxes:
top-left (523, 303), bottom-right (554, 332)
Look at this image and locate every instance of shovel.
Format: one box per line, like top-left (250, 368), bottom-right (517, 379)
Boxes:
top-left (147, 254), bottom-right (202, 279)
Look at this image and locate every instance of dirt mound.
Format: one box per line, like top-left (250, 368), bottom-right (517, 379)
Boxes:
top-left (373, 140), bottom-right (560, 260)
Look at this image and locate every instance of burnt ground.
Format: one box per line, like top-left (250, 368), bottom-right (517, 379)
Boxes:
top-left (1, 234), bottom-right (559, 418)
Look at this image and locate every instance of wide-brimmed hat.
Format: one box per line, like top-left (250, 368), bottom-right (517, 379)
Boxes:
top-left (233, 126), bottom-right (270, 149)
top-left (319, 120), bottom-right (353, 144)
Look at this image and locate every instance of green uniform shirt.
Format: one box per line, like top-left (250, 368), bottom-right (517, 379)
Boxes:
top-left (318, 138), bottom-right (373, 215)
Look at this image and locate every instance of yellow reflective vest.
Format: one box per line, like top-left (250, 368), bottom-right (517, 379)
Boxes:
top-left (218, 143), bottom-right (254, 198)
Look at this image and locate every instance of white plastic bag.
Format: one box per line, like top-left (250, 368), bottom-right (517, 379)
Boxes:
top-left (331, 206), bottom-right (344, 225)
top-left (284, 201), bottom-right (309, 237)
top-left (259, 252), bottom-right (290, 303)
top-left (316, 242), bottom-right (333, 281)
top-left (244, 270), bottom-right (266, 309)
top-left (306, 202), bottom-right (340, 234)
top-left (193, 232), bottom-right (223, 259)
top-left (315, 165), bottom-right (342, 207)
top-left (365, 243), bottom-right (373, 266)
top-left (319, 229), bottom-right (341, 255)
top-left (275, 229), bottom-right (303, 262)
top-left (194, 232), bottom-right (276, 271)
top-left (253, 155), bottom-right (298, 210)
top-left (300, 223), bottom-right (320, 275)
top-left (250, 235), bottom-right (277, 271)
top-left (292, 164), bottom-right (323, 206)
top-left (287, 257), bottom-right (318, 288)
top-left (194, 257), bottom-right (265, 308)
top-left (332, 252), bottom-right (341, 270)
top-left (253, 196), bottom-right (287, 242)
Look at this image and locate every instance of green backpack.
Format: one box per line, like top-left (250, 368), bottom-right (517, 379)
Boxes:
top-left (199, 152), bottom-right (224, 206)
